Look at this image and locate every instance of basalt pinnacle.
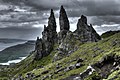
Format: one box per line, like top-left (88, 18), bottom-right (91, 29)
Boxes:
top-left (59, 5), bottom-right (70, 31)
top-left (48, 9), bottom-right (57, 31)
top-left (42, 9), bottom-right (57, 43)
top-left (75, 15), bottom-right (101, 42)
top-left (42, 9), bottom-right (57, 56)
top-left (34, 7), bottom-right (101, 60)
top-left (58, 6), bottom-right (70, 44)
top-left (35, 9), bottom-right (57, 60)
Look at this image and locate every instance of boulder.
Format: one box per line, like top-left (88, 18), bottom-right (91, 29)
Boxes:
top-left (77, 58), bottom-right (84, 63)
top-left (80, 65), bottom-right (95, 79)
top-left (75, 63), bottom-right (81, 68)
top-left (41, 70), bottom-right (49, 75)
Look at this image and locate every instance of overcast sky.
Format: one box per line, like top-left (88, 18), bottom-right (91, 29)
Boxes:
top-left (0, 0), bottom-right (120, 40)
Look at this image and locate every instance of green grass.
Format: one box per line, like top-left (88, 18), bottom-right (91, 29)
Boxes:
top-left (101, 30), bottom-right (120, 38)
top-left (15, 32), bottom-right (120, 80)
top-left (0, 32), bottom-right (120, 80)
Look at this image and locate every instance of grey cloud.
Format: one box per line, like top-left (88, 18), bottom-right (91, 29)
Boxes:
top-left (0, 0), bottom-right (120, 40)
top-left (94, 25), bottom-right (120, 35)
top-left (98, 16), bottom-right (120, 24)
top-left (25, 0), bottom-right (120, 25)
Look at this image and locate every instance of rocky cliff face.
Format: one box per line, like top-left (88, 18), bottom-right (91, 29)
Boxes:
top-left (58, 6), bottom-right (70, 44)
top-left (34, 9), bottom-right (57, 60)
top-left (75, 15), bottom-right (101, 42)
top-left (42, 9), bottom-right (57, 56)
top-left (34, 6), bottom-right (101, 60)
top-left (34, 37), bottom-right (43, 60)
top-left (59, 6), bottom-right (70, 31)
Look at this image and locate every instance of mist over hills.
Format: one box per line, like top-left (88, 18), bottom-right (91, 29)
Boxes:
top-left (0, 40), bottom-right (35, 63)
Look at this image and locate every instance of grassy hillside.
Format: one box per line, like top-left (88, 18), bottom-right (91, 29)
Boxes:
top-left (0, 32), bottom-right (120, 80)
top-left (101, 30), bottom-right (120, 39)
top-left (29, 32), bottom-right (120, 80)
top-left (0, 41), bottom-right (35, 63)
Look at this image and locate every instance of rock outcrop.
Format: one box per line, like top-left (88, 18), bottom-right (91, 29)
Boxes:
top-left (92, 54), bottom-right (120, 78)
top-left (34, 6), bottom-right (101, 60)
top-left (34, 37), bottom-right (43, 60)
top-left (59, 5), bottom-right (70, 31)
top-left (42, 9), bottom-right (57, 56)
top-left (34, 9), bottom-right (57, 60)
top-left (58, 6), bottom-right (70, 44)
top-left (75, 15), bottom-right (101, 42)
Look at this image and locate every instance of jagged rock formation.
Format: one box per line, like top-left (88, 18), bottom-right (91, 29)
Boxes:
top-left (34, 9), bottom-right (57, 60)
top-left (34, 6), bottom-right (101, 60)
top-left (42, 9), bottom-right (57, 56)
top-left (58, 6), bottom-right (70, 44)
top-left (54, 31), bottom-right (79, 61)
top-left (34, 37), bottom-right (43, 60)
top-left (59, 5), bottom-right (70, 31)
top-left (54, 14), bottom-right (101, 61)
top-left (55, 6), bottom-right (74, 61)
top-left (75, 15), bottom-right (101, 42)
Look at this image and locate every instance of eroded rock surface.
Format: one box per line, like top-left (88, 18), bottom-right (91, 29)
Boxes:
top-left (34, 9), bottom-right (57, 60)
top-left (34, 6), bottom-right (101, 61)
top-left (75, 15), bottom-right (101, 42)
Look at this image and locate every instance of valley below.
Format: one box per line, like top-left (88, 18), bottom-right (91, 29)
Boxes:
top-left (0, 39), bottom-right (35, 64)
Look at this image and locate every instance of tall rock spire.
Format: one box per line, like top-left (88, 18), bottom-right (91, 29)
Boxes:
top-left (59, 5), bottom-right (70, 31)
top-left (48, 9), bottom-right (57, 31)
top-left (35, 9), bottom-right (57, 60)
top-left (42, 9), bottom-right (57, 42)
top-left (42, 9), bottom-right (57, 54)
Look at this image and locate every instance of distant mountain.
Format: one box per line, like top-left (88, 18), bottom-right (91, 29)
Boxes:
top-left (0, 40), bottom-right (35, 63)
top-left (0, 38), bottom-right (26, 43)
top-left (101, 30), bottom-right (120, 38)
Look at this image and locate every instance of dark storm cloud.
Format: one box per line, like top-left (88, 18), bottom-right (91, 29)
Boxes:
top-left (23, 0), bottom-right (120, 25)
top-left (23, 0), bottom-right (120, 16)
top-left (0, 0), bottom-right (120, 39)
top-left (98, 16), bottom-right (120, 24)
top-left (2, 0), bottom-right (120, 24)
top-left (67, 0), bottom-right (120, 16)
top-left (24, 0), bottom-right (74, 10)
